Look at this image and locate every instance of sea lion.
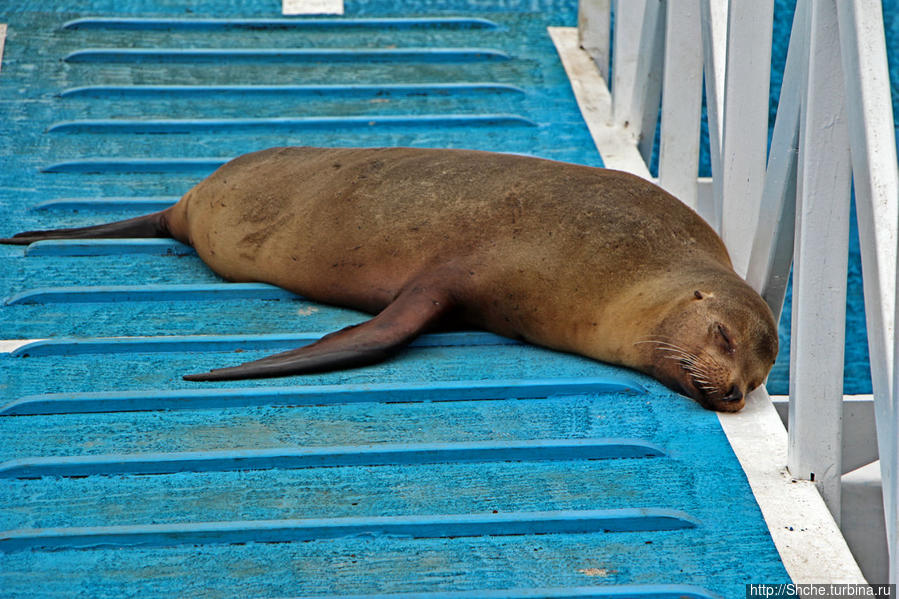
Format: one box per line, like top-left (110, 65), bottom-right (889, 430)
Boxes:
top-left (1, 146), bottom-right (778, 412)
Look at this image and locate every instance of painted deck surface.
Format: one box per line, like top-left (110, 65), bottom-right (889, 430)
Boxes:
top-left (0, 1), bottom-right (789, 597)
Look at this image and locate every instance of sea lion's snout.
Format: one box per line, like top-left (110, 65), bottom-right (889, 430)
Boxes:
top-left (701, 384), bottom-right (747, 413)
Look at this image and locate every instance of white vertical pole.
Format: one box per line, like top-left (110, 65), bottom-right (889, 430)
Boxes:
top-left (746, 0), bottom-right (810, 319)
top-left (578, 0), bottom-right (612, 83)
top-left (632, 0), bottom-right (666, 164)
top-left (836, 0), bottom-right (899, 582)
top-left (787, 0), bottom-right (851, 522)
top-left (699, 0), bottom-right (728, 230)
top-left (719, 0), bottom-right (775, 277)
top-left (612, 0), bottom-right (647, 121)
top-left (658, 0), bottom-right (703, 213)
top-left (611, 0), bottom-right (665, 164)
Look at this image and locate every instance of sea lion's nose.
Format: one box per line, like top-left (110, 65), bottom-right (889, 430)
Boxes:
top-left (722, 386), bottom-right (743, 403)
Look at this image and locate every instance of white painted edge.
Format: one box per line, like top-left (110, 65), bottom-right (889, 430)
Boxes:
top-left (0, 339), bottom-right (46, 353)
top-left (719, 386), bottom-right (867, 583)
top-left (282, 0), bottom-right (344, 15)
top-left (0, 24), bottom-right (7, 74)
top-left (547, 26), bottom-right (652, 180)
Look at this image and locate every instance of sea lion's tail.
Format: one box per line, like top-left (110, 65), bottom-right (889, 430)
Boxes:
top-left (0, 210), bottom-right (174, 245)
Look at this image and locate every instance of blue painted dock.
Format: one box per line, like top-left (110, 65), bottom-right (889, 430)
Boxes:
top-left (0, 2), bottom-right (790, 596)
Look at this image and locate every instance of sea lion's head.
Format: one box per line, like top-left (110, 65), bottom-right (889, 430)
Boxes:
top-left (641, 283), bottom-right (778, 412)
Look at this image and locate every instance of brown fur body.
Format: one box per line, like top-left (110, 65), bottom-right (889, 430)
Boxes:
top-left (4, 147), bottom-right (778, 410)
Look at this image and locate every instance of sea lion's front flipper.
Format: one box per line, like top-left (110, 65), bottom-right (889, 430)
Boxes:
top-left (183, 282), bottom-right (456, 382)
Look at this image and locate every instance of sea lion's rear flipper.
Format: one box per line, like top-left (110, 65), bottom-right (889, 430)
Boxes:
top-left (183, 282), bottom-right (456, 382)
top-left (0, 211), bottom-right (172, 245)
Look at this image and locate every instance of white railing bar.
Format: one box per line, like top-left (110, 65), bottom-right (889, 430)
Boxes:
top-left (577, 0), bottom-right (611, 83)
top-left (658, 0), bottom-right (703, 213)
top-left (836, 0), bottom-right (899, 582)
top-left (611, 0), bottom-right (650, 133)
top-left (787, 0), bottom-right (852, 523)
top-left (699, 0), bottom-right (728, 230)
top-left (745, 0), bottom-right (808, 317)
top-left (631, 0), bottom-right (666, 163)
top-left (718, 0), bottom-right (775, 278)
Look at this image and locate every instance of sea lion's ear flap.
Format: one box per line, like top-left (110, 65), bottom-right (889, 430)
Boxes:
top-left (693, 290), bottom-right (704, 300)
top-left (183, 278), bottom-right (455, 382)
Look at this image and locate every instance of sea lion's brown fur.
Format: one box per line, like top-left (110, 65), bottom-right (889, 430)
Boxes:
top-left (3, 147), bottom-right (778, 411)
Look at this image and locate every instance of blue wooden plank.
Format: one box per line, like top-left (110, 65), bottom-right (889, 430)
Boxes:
top-left (5, 283), bottom-right (296, 304)
top-left (0, 377), bottom-right (646, 415)
top-left (47, 114), bottom-right (538, 134)
top-left (63, 48), bottom-right (512, 63)
top-left (285, 586), bottom-right (723, 599)
top-left (8, 331), bottom-right (516, 355)
top-left (25, 239), bottom-right (194, 256)
top-left (33, 197), bottom-right (180, 211)
top-left (61, 17), bottom-right (501, 30)
top-left (41, 157), bottom-right (227, 174)
top-left (0, 438), bottom-right (664, 478)
top-left (0, 508), bottom-right (700, 553)
top-left (58, 83), bottom-right (527, 98)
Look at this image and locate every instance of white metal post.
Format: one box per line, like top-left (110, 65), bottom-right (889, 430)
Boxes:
top-left (787, 0), bottom-right (851, 522)
top-left (836, 0), bottom-right (899, 582)
top-left (699, 0), bottom-right (728, 230)
top-left (658, 0), bottom-right (703, 214)
top-left (718, 0), bottom-right (774, 277)
top-left (578, 0), bottom-right (611, 83)
top-left (746, 0), bottom-right (809, 319)
top-left (632, 0), bottom-right (666, 163)
top-left (611, 0), bottom-right (649, 125)
top-left (612, 0), bottom-right (666, 163)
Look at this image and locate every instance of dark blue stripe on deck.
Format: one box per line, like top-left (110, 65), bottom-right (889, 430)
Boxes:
top-left (25, 239), bottom-right (194, 256)
top-left (0, 439), bottom-right (664, 478)
top-left (48, 114), bottom-right (537, 134)
top-left (9, 331), bottom-right (517, 356)
top-left (34, 197), bottom-right (179, 211)
top-left (0, 377), bottom-right (646, 415)
top-left (62, 17), bottom-right (500, 31)
top-left (42, 158), bottom-right (227, 174)
top-left (0, 508), bottom-right (699, 552)
top-left (287, 585), bottom-right (723, 599)
top-left (64, 48), bottom-right (511, 63)
top-left (59, 83), bottom-right (526, 98)
top-left (5, 283), bottom-right (295, 304)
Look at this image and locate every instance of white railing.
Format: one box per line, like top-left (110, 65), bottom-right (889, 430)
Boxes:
top-left (577, 0), bottom-right (898, 581)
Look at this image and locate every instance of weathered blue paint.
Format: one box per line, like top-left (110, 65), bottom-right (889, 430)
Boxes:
top-left (59, 83), bottom-right (528, 98)
top-left (64, 47), bottom-right (513, 63)
top-left (62, 16), bottom-right (502, 31)
top-left (287, 586), bottom-right (724, 599)
top-left (0, 508), bottom-right (700, 553)
top-left (0, 438), bottom-right (665, 478)
top-left (9, 331), bottom-right (521, 355)
top-left (0, 1), bottom-right (793, 595)
top-left (25, 238), bottom-right (194, 256)
top-left (41, 157), bottom-right (229, 173)
top-left (34, 196), bottom-right (179, 211)
top-left (0, 376), bottom-right (645, 415)
top-left (48, 113), bottom-right (538, 133)
top-left (5, 282), bottom-right (298, 304)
